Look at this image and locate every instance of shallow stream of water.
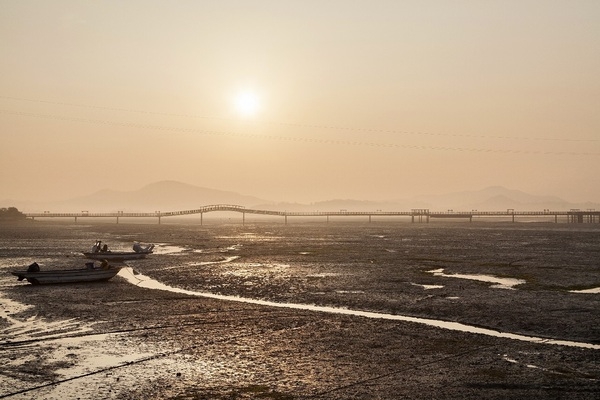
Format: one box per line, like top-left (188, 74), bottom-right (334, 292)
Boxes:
top-left (118, 267), bottom-right (600, 350)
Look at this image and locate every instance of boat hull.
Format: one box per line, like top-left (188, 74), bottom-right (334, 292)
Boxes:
top-left (83, 251), bottom-right (151, 261)
top-left (11, 267), bottom-right (122, 285)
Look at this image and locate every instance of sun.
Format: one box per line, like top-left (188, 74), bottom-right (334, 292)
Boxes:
top-left (234, 91), bottom-right (261, 117)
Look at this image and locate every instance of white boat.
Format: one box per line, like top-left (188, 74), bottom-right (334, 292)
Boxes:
top-left (83, 242), bottom-right (154, 261)
top-left (83, 250), bottom-right (152, 261)
top-left (11, 262), bottom-right (121, 285)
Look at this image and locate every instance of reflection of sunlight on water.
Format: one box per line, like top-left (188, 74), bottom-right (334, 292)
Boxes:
top-left (335, 290), bottom-right (365, 294)
top-left (43, 334), bottom-right (158, 399)
top-left (0, 292), bottom-right (170, 399)
top-left (215, 234), bottom-right (284, 242)
top-left (188, 256), bottom-right (240, 266)
top-left (427, 268), bottom-right (525, 289)
top-left (0, 294), bottom-right (94, 342)
top-left (152, 244), bottom-right (189, 255)
top-left (502, 354), bottom-right (560, 373)
top-left (223, 244), bottom-right (242, 251)
top-left (151, 244), bottom-right (241, 256)
top-left (158, 256), bottom-right (241, 271)
top-left (220, 263), bottom-right (290, 278)
top-left (118, 268), bottom-right (599, 350)
top-left (307, 273), bottom-right (340, 278)
top-left (411, 283), bottom-right (444, 290)
top-left (503, 355), bottom-right (519, 364)
top-left (570, 287), bottom-right (600, 294)
top-left (51, 334), bottom-right (153, 375)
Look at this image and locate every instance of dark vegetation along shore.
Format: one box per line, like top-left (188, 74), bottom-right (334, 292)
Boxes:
top-left (0, 220), bottom-right (599, 399)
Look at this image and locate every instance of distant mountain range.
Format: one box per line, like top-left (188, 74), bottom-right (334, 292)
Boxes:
top-left (3, 181), bottom-right (599, 213)
top-left (264, 186), bottom-right (599, 213)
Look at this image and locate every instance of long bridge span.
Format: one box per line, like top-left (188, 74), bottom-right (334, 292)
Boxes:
top-left (24, 205), bottom-right (600, 225)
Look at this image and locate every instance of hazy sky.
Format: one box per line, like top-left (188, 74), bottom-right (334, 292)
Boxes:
top-left (1, 1), bottom-right (599, 204)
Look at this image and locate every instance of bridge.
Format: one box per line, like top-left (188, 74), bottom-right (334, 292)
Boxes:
top-left (24, 205), bottom-right (600, 225)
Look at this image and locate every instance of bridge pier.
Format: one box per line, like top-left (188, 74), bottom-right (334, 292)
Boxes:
top-left (243, 212), bottom-right (245, 226)
top-left (411, 209), bottom-right (429, 223)
top-left (565, 212), bottom-right (600, 223)
top-left (200, 212), bottom-right (203, 225)
top-left (411, 215), bottom-right (429, 223)
top-left (568, 214), bottom-right (583, 223)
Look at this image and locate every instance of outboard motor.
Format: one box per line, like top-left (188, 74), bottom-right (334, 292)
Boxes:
top-left (27, 262), bottom-right (40, 272)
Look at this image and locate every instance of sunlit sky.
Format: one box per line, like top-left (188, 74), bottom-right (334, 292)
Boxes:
top-left (1, 1), bottom-right (599, 204)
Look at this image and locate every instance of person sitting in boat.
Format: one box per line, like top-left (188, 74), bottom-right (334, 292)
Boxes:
top-left (91, 241), bottom-right (101, 253)
top-left (100, 260), bottom-right (110, 269)
top-left (101, 244), bottom-right (109, 252)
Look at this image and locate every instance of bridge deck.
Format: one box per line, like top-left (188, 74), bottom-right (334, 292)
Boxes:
top-left (24, 205), bottom-right (600, 224)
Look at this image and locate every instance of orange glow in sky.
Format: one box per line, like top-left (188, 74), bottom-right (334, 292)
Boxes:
top-left (1, 1), bottom-right (599, 205)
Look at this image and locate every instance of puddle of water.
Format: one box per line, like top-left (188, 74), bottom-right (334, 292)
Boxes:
top-left (307, 273), bottom-right (341, 278)
top-left (502, 355), bottom-right (518, 364)
top-left (0, 293), bottom-right (94, 342)
top-left (411, 283), bottom-right (444, 290)
top-left (151, 244), bottom-right (241, 256)
top-left (500, 354), bottom-right (590, 378)
top-left (51, 334), bottom-right (155, 376)
top-left (570, 287), bottom-right (600, 294)
top-left (502, 354), bottom-right (541, 370)
top-left (34, 333), bottom-right (158, 400)
top-left (0, 292), bottom-right (166, 399)
top-left (118, 268), bottom-right (599, 350)
top-left (215, 235), bottom-right (283, 241)
top-left (152, 244), bottom-right (189, 255)
top-left (157, 256), bottom-right (241, 271)
top-left (214, 263), bottom-right (290, 278)
top-left (188, 256), bottom-right (241, 266)
top-left (426, 268), bottom-right (525, 289)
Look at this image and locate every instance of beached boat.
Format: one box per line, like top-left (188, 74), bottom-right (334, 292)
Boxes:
top-left (83, 242), bottom-right (154, 261)
top-left (11, 262), bottom-right (122, 285)
top-left (83, 250), bottom-right (152, 261)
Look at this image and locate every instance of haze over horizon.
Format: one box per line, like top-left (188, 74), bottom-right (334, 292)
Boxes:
top-left (2, 1), bottom-right (599, 205)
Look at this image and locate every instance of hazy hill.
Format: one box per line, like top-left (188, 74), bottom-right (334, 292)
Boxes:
top-left (255, 186), bottom-right (599, 212)
top-left (3, 182), bottom-right (599, 213)
top-left (408, 186), bottom-right (575, 211)
top-left (10, 181), bottom-right (268, 213)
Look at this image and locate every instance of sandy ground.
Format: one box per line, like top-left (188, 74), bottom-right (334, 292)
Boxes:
top-left (0, 220), bottom-right (599, 399)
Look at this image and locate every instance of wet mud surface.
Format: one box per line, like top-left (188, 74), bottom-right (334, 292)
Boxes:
top-left (1, 220), bottom-right (599, 399)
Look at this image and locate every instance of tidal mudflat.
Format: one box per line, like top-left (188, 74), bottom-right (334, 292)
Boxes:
top-left (1, 220), bottom-right (599, 399)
